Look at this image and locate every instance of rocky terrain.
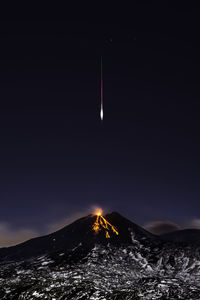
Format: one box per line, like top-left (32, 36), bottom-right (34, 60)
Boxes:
top-left (0, 212), bottom-right (200, 299)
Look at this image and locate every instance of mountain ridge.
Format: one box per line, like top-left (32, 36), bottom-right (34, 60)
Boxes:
top-left (160, 228), bottom-right (200, 244)
top-left (0, 211), bottom-right (158, 261)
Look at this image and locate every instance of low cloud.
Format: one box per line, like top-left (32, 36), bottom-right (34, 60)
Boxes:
top-left (145, 221), bottom-right (181, 235)
top-left (187, 219), bottom-right (200, 229)
top-left (0, 223), bottom-right (38, 247)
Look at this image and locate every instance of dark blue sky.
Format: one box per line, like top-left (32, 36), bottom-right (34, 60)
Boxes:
top-left (0, 4), bottom-right (200, 243)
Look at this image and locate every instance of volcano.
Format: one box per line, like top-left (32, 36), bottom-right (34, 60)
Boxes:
top-left (0, 212), bottom-right (200, 299)
top-left (0, 212), bottom-right (157, 261)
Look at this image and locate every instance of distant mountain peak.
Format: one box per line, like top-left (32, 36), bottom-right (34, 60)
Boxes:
top-left (160, 228), bottom-right (200, 244)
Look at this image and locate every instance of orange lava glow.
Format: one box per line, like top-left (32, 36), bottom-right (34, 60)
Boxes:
top-left (94, 208), bottom-right (103, 216)
top-left (92, 210), bottom-right (119, 238)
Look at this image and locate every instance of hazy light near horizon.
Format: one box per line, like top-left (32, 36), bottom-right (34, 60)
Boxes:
top-left (0, 223), bottom-right (38, 247)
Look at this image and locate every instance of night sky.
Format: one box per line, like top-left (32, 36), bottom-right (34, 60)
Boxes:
top-left (1, 4), bottom-right (200, 245)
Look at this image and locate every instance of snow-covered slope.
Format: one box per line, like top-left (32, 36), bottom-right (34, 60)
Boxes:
top-left (0, 212), bottom-right (200, 299)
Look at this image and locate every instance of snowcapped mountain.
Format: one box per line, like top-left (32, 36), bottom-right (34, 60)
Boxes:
top-left (0, 212), bottom-right (200, 299)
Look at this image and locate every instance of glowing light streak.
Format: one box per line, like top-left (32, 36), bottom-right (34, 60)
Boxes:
top-left (92, 210), bottom-right (119, 238)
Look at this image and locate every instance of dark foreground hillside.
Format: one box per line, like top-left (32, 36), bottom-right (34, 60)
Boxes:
top-left (0, 212), bottom-right (200, 299)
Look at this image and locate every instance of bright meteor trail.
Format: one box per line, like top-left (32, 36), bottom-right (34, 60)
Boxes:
top-left (100, 56), bottom-right (103, 121)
